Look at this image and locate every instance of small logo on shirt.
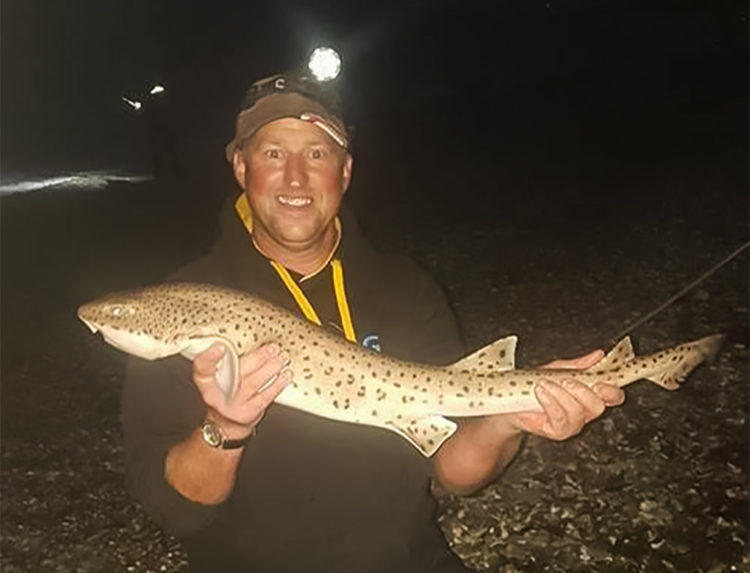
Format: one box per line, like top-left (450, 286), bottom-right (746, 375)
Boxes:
top-left (362, 334), bottom-right (382, 353)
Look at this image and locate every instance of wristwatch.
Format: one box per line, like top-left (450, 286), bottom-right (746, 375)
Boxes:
top-left (199, 420), bottom-right (253, 450)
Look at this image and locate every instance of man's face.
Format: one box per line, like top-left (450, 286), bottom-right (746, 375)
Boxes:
top-left (233, 118), bottom-right (353, 256)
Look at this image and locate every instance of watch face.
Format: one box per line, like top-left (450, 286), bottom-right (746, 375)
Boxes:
top-left (201, 422), bottom-right (223, 448)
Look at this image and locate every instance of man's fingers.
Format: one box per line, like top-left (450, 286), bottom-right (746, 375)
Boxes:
top-left (521, 378), bottom-right (624, 441)
top-left (536, 379), bottom-right (602, 438)
top-left (561, 379), bottom-right (606, 421)
top-left (230, 368), bottom-right (292, 426)
top-left (541, 349), bottom-right (604, 370)
top-left (593, 382), bottom-right (626, 406)
top-left (534, 381), bottom-right (573, 436)
top-left (239, 344), bottom-right (282, 377)
top-left (253, 365), bottom-right (291, 395)
top-left (243, 369), bottom-right (292, 413)
top-left (575, 349), bottom-right (605, 369)
top-left (192, 342), bottom-right (227, 382)
top-left (238, 351), bottom-right (291, 395)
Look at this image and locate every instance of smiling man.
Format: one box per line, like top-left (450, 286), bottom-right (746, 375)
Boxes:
top-left (234, 117), bottom-right (352, 270)
top-left (121, 69), bottom-right (623, 572)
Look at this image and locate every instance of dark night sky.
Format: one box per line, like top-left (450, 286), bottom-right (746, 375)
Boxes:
top-left (1, 1), bottom-right (747, 175)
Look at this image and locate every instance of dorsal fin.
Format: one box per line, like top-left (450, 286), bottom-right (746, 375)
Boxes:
top-left (452, 335), bottom-right (517, 372)
top-left (591, 336), bottom-right (635, 370)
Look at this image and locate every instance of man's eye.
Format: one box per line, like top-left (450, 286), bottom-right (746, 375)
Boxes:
top-left (310, 148), bottom-right (325, 159)
top-left (265, 149), bottom-right (282, 159)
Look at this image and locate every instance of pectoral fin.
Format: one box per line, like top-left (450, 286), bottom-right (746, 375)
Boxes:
top-left (180, 336), bottom-right (240, 400)
top-left (386, 415), bottom-right (458, 457)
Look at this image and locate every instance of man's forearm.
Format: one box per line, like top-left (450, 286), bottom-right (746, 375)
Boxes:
top-left (165, 428), bottom-right (244, 505)
top-left (433, 416), bottom-right (524, 496)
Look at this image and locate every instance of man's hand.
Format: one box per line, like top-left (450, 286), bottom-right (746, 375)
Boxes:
top-left (434, 348), bottom-right (625, 495)
top-left (165, 343), bottom-right (291, 504)
top-left (192, 343), bottom-right (292, 439)
top-left (505, 348), bottom-right (625, 441)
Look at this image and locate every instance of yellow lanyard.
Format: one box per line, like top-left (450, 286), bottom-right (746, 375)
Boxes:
top-left (270, 259), bottom-right (357, 343)
top-left (234, 194), bottom-right (357, 343)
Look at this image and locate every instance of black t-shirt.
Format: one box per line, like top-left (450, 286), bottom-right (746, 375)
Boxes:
top-left (121, 199), bottom-right (470, 572)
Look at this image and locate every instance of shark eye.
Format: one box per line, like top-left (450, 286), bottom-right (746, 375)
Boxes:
top-left (110, 306), bottom-right (136, 317)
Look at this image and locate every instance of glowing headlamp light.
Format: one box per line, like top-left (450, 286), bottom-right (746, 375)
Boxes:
top-left (307, 47), bottom-right (341, 82)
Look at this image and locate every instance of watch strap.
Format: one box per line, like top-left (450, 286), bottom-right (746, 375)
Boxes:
top-left (220, 432), bottom-right (253, 450)
top-left (201, 420), bottom-right (255, 450)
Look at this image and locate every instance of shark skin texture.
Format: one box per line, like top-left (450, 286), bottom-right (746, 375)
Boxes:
top-left (78, 283), bottom-right (724, 457)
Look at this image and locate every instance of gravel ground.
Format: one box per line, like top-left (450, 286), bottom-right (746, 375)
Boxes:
top-left (1, 154), bottom-right (747, 572)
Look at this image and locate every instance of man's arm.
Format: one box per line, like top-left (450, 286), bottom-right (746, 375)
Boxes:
top-left (165, 343), bottom-right (291, 504)
top-left (433, 349), bottom-right (625, 495)
top-left (122, 343), bottom-right (291, 536)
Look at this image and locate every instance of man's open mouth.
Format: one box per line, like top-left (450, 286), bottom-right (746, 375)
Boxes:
top-left (278, 195), bottom-right (312, 207)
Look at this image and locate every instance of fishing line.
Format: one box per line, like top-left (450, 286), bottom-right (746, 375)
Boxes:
top-left (609, 241), bottom-right (749, 342)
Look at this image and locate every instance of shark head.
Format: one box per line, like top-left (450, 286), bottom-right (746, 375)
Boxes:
top-left (77, 287), bottom-right (189, 360)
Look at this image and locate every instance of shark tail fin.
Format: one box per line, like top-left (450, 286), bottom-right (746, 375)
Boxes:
top-left (645, 334), bottom-right (725, 391)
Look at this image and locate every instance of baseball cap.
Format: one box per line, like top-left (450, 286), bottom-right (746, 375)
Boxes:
top-left (225, 73), bottom-right (349, 162)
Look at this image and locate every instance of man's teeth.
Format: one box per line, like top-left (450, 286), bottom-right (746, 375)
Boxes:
top-left (278, 196), bottom-right (311, 207)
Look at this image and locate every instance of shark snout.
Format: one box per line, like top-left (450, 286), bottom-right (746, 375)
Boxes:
top-left (77, 305), bottom-right (100, 334)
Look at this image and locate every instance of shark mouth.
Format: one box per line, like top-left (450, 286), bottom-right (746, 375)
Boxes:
top-left (79, 317), bottom-right (99, 334)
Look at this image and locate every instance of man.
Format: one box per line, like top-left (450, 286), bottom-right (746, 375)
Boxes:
top-left (122, 70), bottom-right (624, 572)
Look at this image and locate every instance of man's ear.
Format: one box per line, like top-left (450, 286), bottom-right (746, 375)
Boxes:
top-left (341, 154), bottom-right (353, 194)
top-left (232, 151), bottom-right (247, 190)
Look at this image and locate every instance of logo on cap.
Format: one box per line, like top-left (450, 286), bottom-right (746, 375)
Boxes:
top-left (300, 113), bottom-right (347, 148)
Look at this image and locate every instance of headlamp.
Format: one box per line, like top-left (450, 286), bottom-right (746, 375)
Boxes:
top-left (307, 47), bottom-right (341, 82)
top-left (226, 47), bottom-right (349, 159)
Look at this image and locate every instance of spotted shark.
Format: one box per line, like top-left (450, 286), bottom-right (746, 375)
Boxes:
top-left (77, 283), bottom-right (724, 456)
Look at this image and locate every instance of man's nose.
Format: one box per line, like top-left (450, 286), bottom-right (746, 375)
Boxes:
top-left (284, 153), bottom-right (308, 188)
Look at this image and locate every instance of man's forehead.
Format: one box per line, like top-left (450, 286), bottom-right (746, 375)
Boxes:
top-left (251, 118), bottom-right (336, 146)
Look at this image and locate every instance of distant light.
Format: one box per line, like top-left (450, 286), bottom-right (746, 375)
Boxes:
top-left (0, 170), bottom-right (153, 195)
top-left (308, 47), bottom-right (341, 82)
top-left (149, 84), bottom-right (165, 95)
top-left (122, 97), bottom-right (142, 111)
